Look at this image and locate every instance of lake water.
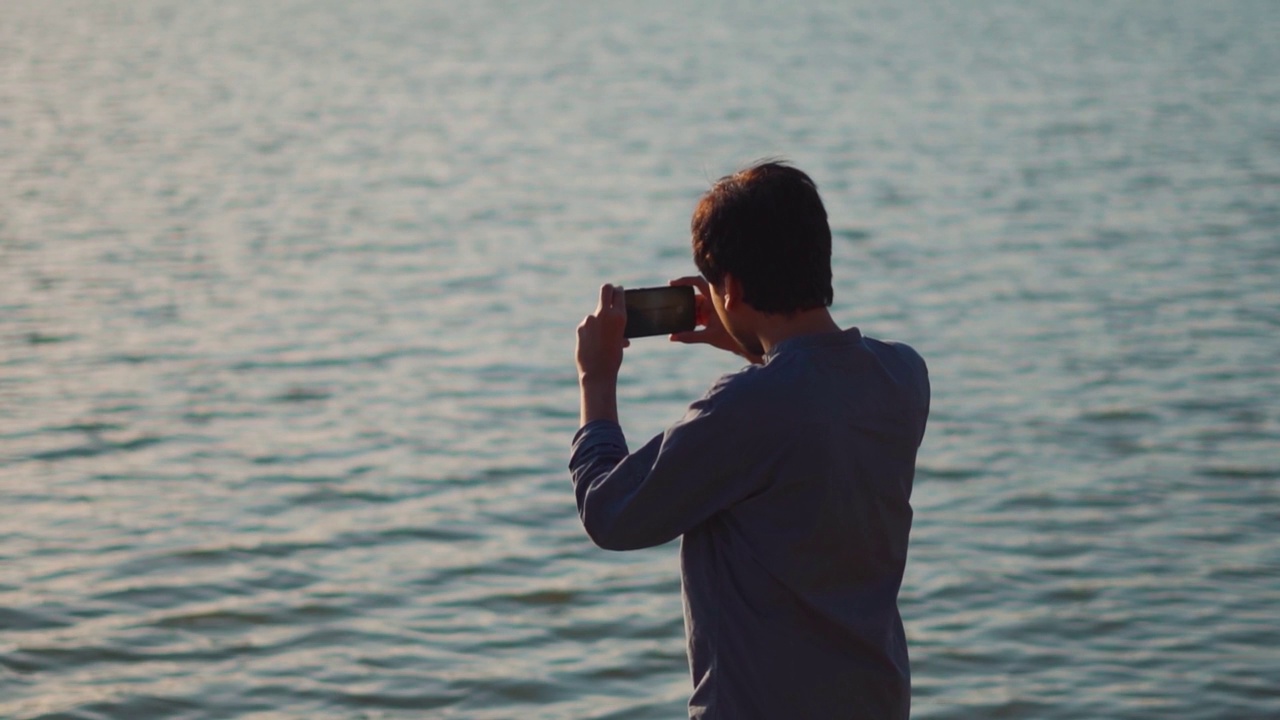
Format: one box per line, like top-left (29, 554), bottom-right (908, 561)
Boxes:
top-left (2, 1), bottom-right (1278, 718)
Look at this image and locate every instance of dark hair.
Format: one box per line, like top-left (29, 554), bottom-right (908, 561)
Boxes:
top-left (691, 160), bottom-right (833, 314)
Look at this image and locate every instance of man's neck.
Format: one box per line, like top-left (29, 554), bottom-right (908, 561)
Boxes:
top-left (754, 307), bottom-right (843, 356)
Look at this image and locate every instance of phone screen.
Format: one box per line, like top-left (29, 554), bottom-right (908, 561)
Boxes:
top-left (623, 286), bottom-right (697, 338)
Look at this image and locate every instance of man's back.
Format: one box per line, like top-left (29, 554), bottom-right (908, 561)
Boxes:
top-left (678, 328), bottom-right (928, 719)
top-left (571, 327), bottom-right (929, 718)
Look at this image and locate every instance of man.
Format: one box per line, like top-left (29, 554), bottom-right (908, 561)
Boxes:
top-left (571, 161), bottom-right (930, 719)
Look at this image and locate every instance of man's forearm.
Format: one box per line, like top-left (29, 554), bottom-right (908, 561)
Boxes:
top-left (579, 376), bottom-right (619, 426)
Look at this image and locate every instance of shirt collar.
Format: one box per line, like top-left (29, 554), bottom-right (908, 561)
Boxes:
top-left (764, 327), bottom-right (863, 362)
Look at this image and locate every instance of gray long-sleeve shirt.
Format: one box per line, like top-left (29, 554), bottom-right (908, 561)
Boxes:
top-left (570, 328), bottom-right (930, 719)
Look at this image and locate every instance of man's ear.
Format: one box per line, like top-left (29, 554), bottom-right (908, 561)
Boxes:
top-left (722, 273), bottom-right (742, 311)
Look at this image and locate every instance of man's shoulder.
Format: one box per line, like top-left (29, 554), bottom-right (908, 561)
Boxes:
top-left (705, 362), bottom-right (768, 398)
top-left (695, 362), bottom-right (784, 416)
top-left (862, 336), bottom-right (931, 424)
top-left (866, 336), bottom-right (930, 388)
top-left (867, 336), bottom-right (928, 371)
top-left (861, 332), bottom-right (920, 357)
top-left (704, 332), bottom-right (928, 402)
top-left (699, 354), bottom-right (835, 423)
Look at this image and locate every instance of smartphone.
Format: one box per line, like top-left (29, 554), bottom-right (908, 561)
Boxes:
top-left (624, 286), bottom-right (697, 339)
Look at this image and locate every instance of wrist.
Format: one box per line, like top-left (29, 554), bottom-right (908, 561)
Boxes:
top-left (578, 371), bottom-right (619, 387)
top-left (579, 378), bottom-right (619, 425)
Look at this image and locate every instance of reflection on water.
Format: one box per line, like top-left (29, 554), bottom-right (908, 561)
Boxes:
top-left (2, 1), bottom-right (1278, 718)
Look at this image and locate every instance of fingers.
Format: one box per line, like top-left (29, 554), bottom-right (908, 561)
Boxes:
top-left (597, 284), bottom-right (626, 312)
top-left (669, 275), bottom-right (710, 293)
top-left (693, 294), bottom-right (711, 327)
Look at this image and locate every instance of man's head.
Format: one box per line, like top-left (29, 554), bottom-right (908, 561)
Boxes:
top-left (691, 161), bottom-right (834, 315)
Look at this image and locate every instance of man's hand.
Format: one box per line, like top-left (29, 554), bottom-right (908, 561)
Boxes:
top-left (667, 276), bottom-right (763, 364)
top-left (576, 284), bottom-right (629, 424)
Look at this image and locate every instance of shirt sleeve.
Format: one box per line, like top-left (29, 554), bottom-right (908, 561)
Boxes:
top-left (568, 374), bottom-right (775, 551)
